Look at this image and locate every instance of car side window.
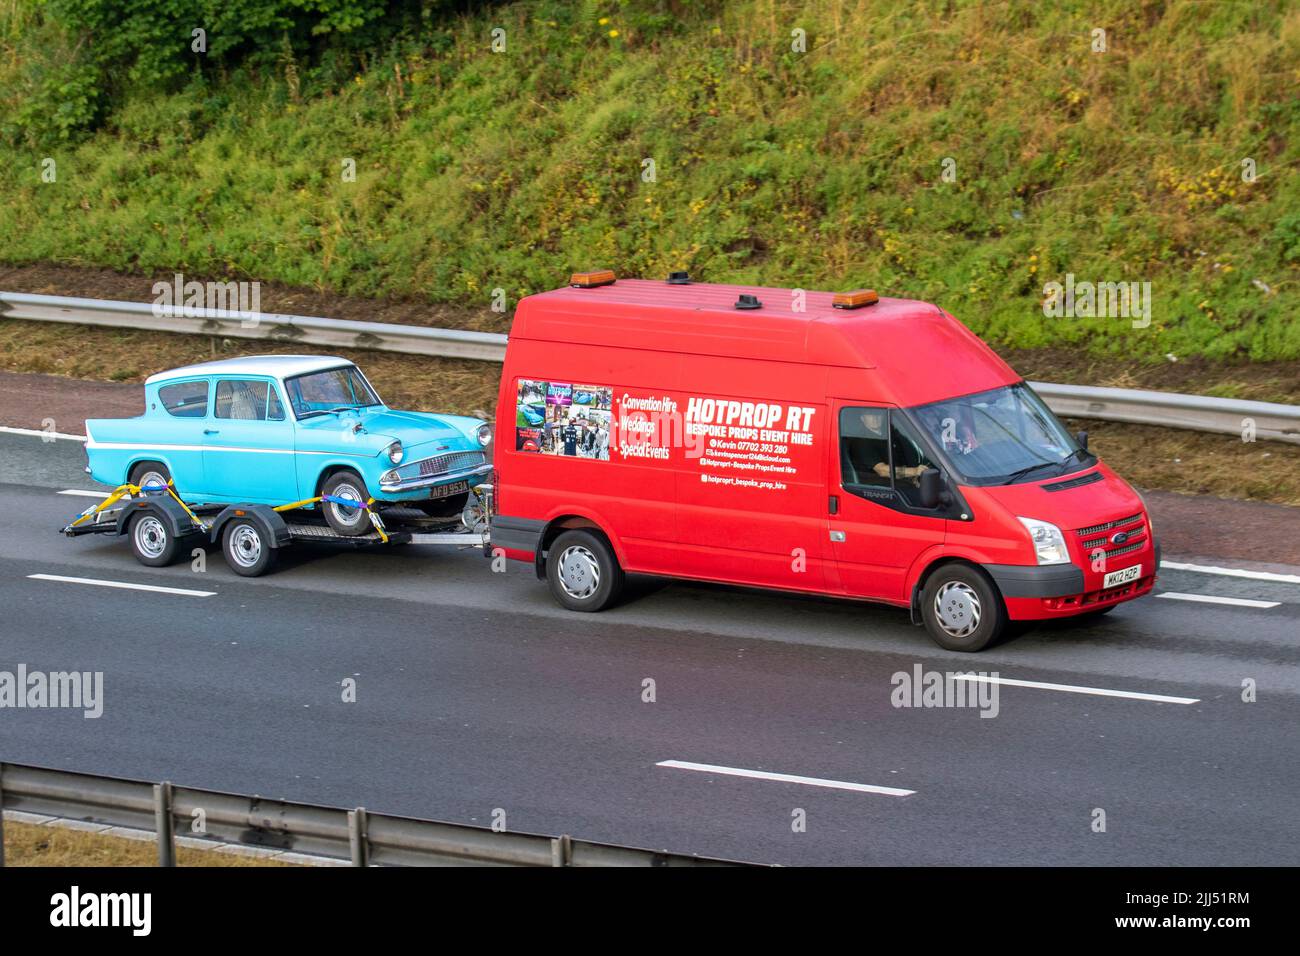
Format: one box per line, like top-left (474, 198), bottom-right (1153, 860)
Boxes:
top-left (159, 380), bottom-right (209, 418)
top-left (839, 406), bottom-right (892, 490)
top-left (215, 379), bottom-right (271, 421)
top-left (267, 386), bottom-right (285, 421)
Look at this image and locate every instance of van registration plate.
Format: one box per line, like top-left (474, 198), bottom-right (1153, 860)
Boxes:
top-left (1103, 564), bottom-right (1141, 588)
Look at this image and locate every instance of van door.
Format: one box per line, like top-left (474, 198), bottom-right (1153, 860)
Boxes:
top-left (826, 402), bottom-right (947, 603)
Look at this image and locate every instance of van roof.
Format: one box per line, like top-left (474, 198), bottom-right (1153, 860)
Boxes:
top-left (512, 279), bottom-right (1019, 407)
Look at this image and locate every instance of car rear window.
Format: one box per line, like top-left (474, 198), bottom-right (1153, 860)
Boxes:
top-left (158, 380), bottom-right (209, 418)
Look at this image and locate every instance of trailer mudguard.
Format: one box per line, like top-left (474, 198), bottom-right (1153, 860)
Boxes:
top-left (113, 495), bottom-right (203, 539)
top-left (208, 504), bottom-right (292, 549)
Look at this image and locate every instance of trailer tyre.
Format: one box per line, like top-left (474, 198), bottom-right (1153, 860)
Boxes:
top-left (129, 510), bottom-right (181, 567)
top-left (546, 529), bottom-right (624, 612)
top-left (920, 564), bottom-right (1006, 652)
top-left (321, 472), bottom-right (372, 537)
top-left (222, 518), bottom-right (278, 577)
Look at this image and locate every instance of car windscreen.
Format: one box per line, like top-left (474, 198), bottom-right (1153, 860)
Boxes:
top-left (908, 383), bottom-right (1087, 485)
top-left (284, 366), bottom-right (381, 419)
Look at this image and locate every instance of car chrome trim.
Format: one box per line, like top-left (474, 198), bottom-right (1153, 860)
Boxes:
top-left (378, 463), bottom-right (492, 494)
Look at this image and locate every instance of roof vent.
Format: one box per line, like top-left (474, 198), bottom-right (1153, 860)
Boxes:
top-left (570, 270), bottom-right (616, 288)
top-left (832, 289), bottom-right (879, 310)
top-left (734, 294), bottom-right (762, 310)
top-left (667, 271), bottom-right (691, 284)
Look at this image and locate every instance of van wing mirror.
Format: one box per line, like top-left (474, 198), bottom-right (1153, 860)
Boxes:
top-left (918, 468), bottom-right (950, 510)
top-left (1075, 429), bottom-right (1089, 451)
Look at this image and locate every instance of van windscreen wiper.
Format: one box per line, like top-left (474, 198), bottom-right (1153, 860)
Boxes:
top-left (1001, 461), bottom-right (1058, 485)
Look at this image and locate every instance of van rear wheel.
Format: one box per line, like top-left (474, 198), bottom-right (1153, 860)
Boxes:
top-left (546, 529), bottom-right (624, 612)
top-left (920, 564), bottom-right (1006, 652)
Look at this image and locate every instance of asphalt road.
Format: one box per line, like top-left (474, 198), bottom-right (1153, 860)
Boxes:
top-left (1, 431), bottom-right (1298, 865)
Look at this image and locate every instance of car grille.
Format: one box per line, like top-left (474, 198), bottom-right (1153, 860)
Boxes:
top-left (1076, 513), bottom-right (1146, 558)
top-left (416, 450), bottom-right (486, 478)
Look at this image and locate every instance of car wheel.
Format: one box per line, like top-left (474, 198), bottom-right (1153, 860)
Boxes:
top-left (546, 529), bottom-right (624, 612)
top-left (920, 564), bottom-right (1006, 652)
top-left (129, 510), bottom-right (180, 567)
top-left (416, 492), bottom-right (469, 519)
top-left (222, 518), bottom-right (278, 577)
top-left (129, 461), bottom-right (172, 495)
top-left (321, 472), bottom-right (372, 536)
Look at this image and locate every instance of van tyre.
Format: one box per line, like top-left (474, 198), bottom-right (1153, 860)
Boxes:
top-left (546, 529), bottom-right (624, 612)
top-left (222, 518), bottom-right (278, 577)
top-left (321, 471), bottom-right (372, 536)
top-left (129, 510), bottom-right (180, 567)
top-left (920, 564), bottom-right (1006, 652)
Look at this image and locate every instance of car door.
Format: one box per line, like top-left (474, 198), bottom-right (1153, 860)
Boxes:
top-left (153, 377), bottom-right (212, 494)
top-left (201, 377), bottom-right (298, 503)
top-left (825, 401), bottom-right (947, 603)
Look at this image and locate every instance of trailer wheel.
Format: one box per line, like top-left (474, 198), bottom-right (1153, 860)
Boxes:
top-left (920, 564), bottom-right (1006, 652)
top-left (546, 529), bottom-right (624, 612)
top-left (129, 510), bottom-right (180, 567)
top-left (222, 518), bottom-right (278, 577)
top-left (321, 472), bottom-right (371, 537)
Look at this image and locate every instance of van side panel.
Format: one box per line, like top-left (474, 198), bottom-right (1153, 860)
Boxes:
top-left (495, 338), bottom-right (681, 573)
top-left (672, 354), bottom-right (833, 591)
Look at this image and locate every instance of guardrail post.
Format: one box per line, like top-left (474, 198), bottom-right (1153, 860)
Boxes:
top-left (348, 808), bottom-right (368, 867)
top-left (153, 782), bottom-right (175, 867)
top-left (551, 834), bottom-right (572, 867)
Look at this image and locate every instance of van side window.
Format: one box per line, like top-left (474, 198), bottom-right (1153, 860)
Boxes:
top-left (839, 407), bottom-right (892, 490)
top-left (158, 380), bottom-right (209, 418)
top-left (890, 416), bottom-right (938, 507)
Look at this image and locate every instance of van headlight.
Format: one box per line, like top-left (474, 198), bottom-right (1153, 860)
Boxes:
top-left (477, 423), bottom-right (493, 447)
top-left (1017, 517), bottom-right (1070, 565)
top-left (386, 441), bottom-right (404, 464)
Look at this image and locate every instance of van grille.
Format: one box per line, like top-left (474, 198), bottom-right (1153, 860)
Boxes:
top-left (1076, 513), bottom-right (1146, 558)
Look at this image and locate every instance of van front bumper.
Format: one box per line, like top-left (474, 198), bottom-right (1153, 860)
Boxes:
top-left (993, 537), bottom-right (1161, 621)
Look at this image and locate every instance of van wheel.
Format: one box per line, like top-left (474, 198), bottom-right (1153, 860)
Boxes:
top-left (222, 518), bottom-right (278, 577)
top-left (129, 510), bottom-right (180, 567)
top-left (546, 529), bottom-right (624, 612)
top-left (920, 564), bottom-right (1006, 652)
top-left (321, 472), bottom-right (372, 536)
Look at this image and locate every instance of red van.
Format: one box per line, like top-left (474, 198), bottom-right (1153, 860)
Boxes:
top-left (491, 273), bottom-right (1159, 651)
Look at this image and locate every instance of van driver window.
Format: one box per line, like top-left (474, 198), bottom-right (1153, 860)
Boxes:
top-left (839, 407), bottom-right (892, 489)
top-left (890, 416), bottom-right (938, 507)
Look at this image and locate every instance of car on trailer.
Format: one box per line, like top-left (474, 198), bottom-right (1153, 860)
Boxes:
top-left (75, 355), bottom-right (492, 573)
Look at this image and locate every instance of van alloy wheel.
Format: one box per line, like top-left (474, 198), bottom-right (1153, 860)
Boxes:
top-left (557, 545), bottom-right (600, 599)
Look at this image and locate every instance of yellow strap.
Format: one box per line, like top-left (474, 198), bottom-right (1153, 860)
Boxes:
top-left (274, 496), bottom-right (323, 513)
top-left (67, 483), bottom-right (138, 528)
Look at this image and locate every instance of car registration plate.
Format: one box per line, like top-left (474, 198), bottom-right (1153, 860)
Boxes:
top-left (429, 479), bottom-right (469, 500)
top-left (1103, 563), bottom-right (1142, 588)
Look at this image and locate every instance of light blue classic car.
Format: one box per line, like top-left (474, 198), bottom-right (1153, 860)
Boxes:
top-left (84, 355), bottom-right (492, 535)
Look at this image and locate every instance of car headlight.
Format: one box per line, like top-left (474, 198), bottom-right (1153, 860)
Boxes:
top-left (477, 423), bottom-right (493, 447)
top-left (1017, 516), bottom-right (1070, 565)
top-left (386, 441), bottom-right (404, 464)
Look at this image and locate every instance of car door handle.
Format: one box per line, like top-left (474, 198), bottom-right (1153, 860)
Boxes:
top-left (204, 429), bottom-right (219, 435)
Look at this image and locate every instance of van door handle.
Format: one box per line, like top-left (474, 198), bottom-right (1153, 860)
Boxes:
top-left (828, 494), bottom-right (839, 515)
top-left (830, 530), bottom-right (846, 543)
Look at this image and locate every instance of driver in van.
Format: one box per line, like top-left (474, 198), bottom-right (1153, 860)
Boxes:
top-left (843, 409), bottom-right (928, 484)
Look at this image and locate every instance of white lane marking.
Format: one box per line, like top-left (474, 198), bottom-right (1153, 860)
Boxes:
top-left (952, 674), bottom-right (1198, 705)
top-left (57, 489), bottom-right (109, 498)
top-left (0, 425), bottom-right (86, 441)
top-left (1162, 561), bottom-right (1300, 585)
top-left (656, 760), bottom-right (915, 797)
top-left (1157, 592), bottom-right (1280, 609)
top-left (27, 574), bottom-right (214, 597)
